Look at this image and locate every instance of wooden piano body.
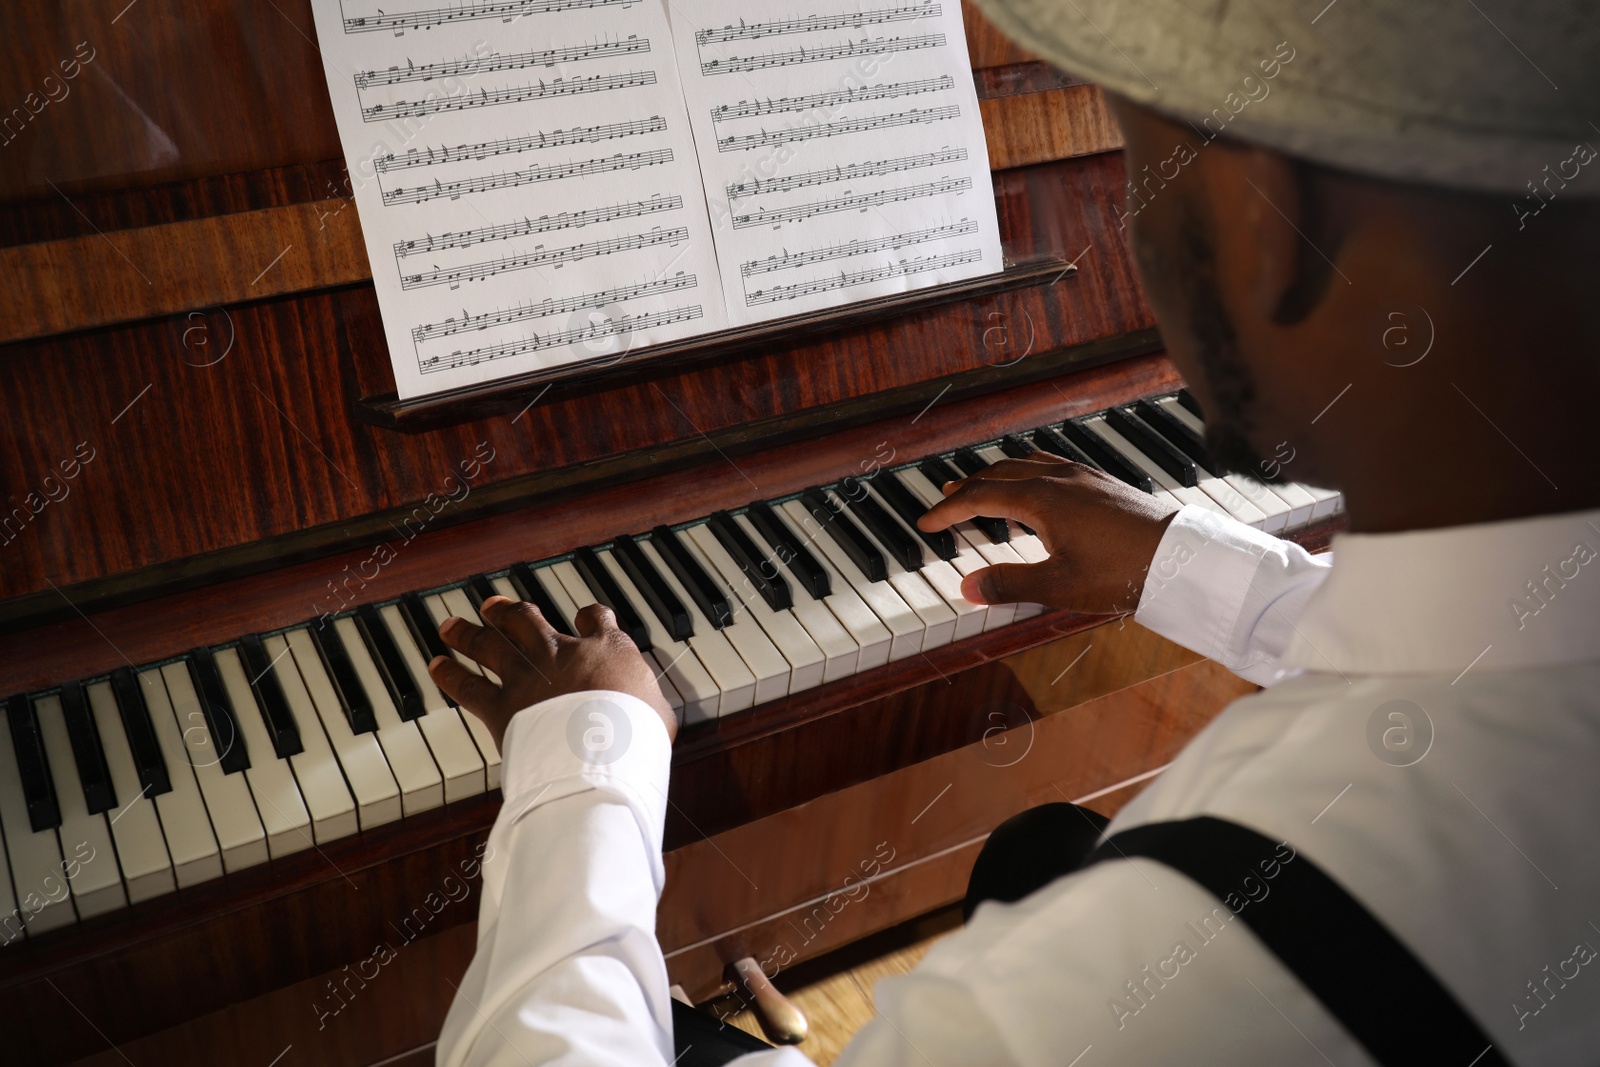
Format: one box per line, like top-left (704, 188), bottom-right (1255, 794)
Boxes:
top-left (0, 4), bottom-right (1337, 1064)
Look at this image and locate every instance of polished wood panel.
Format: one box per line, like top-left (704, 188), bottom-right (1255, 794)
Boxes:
top-left (0, 154), bottom-right (1155, 623)
top-left (0, 199), bottom-right (366, 343)
top-left (983, 84), bottom-right (1124, 169)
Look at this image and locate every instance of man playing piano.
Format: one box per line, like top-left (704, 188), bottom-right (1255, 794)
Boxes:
top-left (426, 1), bottom-right (1600, 1063)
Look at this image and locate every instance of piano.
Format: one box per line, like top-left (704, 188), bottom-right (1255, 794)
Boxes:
top-left (0, 4), bottom-right (1343, 1064)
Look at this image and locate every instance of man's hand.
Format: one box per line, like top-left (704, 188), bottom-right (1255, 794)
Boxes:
top-left (427, 597), bottom-right (676, 749)
top-left (917, 451), bottom-right (1180, 614)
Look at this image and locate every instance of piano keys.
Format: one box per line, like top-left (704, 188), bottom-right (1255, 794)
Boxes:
top-left (0, 391), bottom-right (1340, 944)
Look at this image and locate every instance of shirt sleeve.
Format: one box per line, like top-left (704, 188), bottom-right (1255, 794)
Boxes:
top-left (1134, 505), bottom-right (1333, 686)
top-left (436, 690), bottom-right (808, 1067)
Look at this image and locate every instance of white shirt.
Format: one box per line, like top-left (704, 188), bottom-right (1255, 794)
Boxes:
top-left (437, 505), bottom-right (1600, 1067)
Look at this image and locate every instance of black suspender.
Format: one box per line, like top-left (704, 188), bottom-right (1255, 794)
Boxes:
top-left (1088, 817), bottom-right (1509, 1067)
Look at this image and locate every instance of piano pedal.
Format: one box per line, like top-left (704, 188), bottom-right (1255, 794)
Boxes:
top-left (730, 956), bottom-right (809, 1045)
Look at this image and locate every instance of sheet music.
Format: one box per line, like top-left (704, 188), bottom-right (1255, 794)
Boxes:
top-left (669, 0), bottom-right (1001, 325)
top-left (309, 0), bottom-right (727, 398)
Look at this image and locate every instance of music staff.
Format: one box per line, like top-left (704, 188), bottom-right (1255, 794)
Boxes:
top-left (362, 69), bottom-right (656, 121)
top-left (393, 195), bottom-right (682, 258)
top-left (693, 2), bottom-right (939, 46)
top-left (709, 75), bottom-right (952, 123)
top-left (376, 117), bottom-right (667, 174)
top-left (738, 220), bottom-right (976, 278)
top-left (731, 177), bottom-right (970, 229)
top-left (701, 33), bottom-right (945, 75)
top-left (420, 305), bottom-right (703, 372)
top-left (400, 226), bottom-right (689, 289)
top-left (412, 274), bottom-right (697, 341)
top-left (726, 148), bottom-right (966, 200)
top-left (383, 148), bottom-right (673, 205)
top-left (744, 249), bottom-right (980, 305)
top-left (354, 37), bottom-right (649, 89)
top-left (343, 0), bottom-right (637, 34)
top-left (717, 105), bottom-right (959, 153)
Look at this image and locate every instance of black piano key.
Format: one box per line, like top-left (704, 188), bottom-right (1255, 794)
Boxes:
top-left (744, 501), bottom-right (830, 600)
top-left (309, 621), bottom-right (378, 734)
top-left (391, 594), bottom-right (455, 709)
top-left (59, 681), bottom-right (117, 815)
top-left (839, 479), bottom-right (923, 572)
top-left (708, 511), bottom-right (792, 612)
top-left (874, 472), bottom-right (957, 561)
top-left (799, 489), bottom-right (887, 583)
top-left (998, 433), bottom-right (1038, 460)
top-left (1177, 388), bottom-right (1205, 420)
top-left (237, 635), bottom-right (303, 759)
top-left (918, 455), bottom-right (961, 489)
top-left (950, 448), bottom-right (988, 479)
top-left (461, 575), bottom-right (501, 615)
top-left (920, 456), bottom-right (1011, 545)
top-left (649, 526), bottom-right (734, 629)
top-left (6, 694), bottom-right (60, 831)
top-left (1106, 407), bottom-right (1198, 487)
top-left (507, 563), bottom-right (578, 638)
top-left (354, 603), bottom-right (426, 722)
top-left (572, 547), bottom-right (652, 652)
top-left (1136, 398), bottom-right (1215, 472)
top-left (110, 667), bottom-right (170, 798)
top-left (1057, 421), bottom-right (1154, 493)
top-left (1031, 426), bottom-right (1097, 467)
top-left (615, 536), bottom-right (694, 640)
top-left (185, 648), bottom-right (250, 774)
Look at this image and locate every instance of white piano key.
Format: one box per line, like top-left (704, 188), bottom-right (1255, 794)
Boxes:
top-left (593, 551), bottom-right (722, 723)
top-left (214, 650), bottom-right (313, 860)
top-left (867, 475), bottom-right (993, 638)
top-left (136, 668), bottom-right (223, 887)
top-left (0, 702), bottom-right (76, 934)
top-left (1154, 396), bottom-right (1316, 527)
top-left (734, 512), bottom-right (860, 683)
top-left (428, 590), bottom-right (502, 788)
top-left (624, 548), bottom-right (758, 715)
top-left (781, 498), bottom-right (923, 661)
top-left (0, 810), bottom-right (18, 946)
top-left (895, 469), bottom-right (1019, 631)
top-left (1086, 417), bottom-right (1222, 516)
top-left (158, 662), bottom-right (268, 874)
top-left (1090, 417), bottom-right (1270, 528)
top-left (974, 446), bottom-right (1054, 567)
top-left (33, 695), bottom-right (125, 918)
top-left (683, 526), bottom-right (827, 694)
top-left (330, 617), bottom-right (443, 817)
top-left (85, 683), bottom-right (174, 903)
top-left (379, 606), bottom-right (485, 803)
top-left (1299, 483), bottom-right (1343, 518)
top-left (822, 489), bottom-right (958, 653)
top-left (281, 630), bottom-right (402, 829)
top-left (675, 529), bottom-right (796, 705)
top-left (254, 637), bottom-right (359, 844)
top-left (760, 504), bottom-right (892, 672)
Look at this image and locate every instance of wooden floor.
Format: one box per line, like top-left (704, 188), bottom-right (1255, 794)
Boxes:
top-left (707, 907), bottom-right (966, 1065)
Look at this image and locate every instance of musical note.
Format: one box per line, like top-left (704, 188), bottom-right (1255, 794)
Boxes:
top-left (709, 75), bottom-right (952, 123)
top-left (419, 306), bottom-right (703, 372)
top-left (716, 106), bottom-right (959, 154)
top-left (343, 0), bottom-right (639, 34)
top-left (383, 149), bottom-right (674, 205)
top-left (700, 33), bottom-right (945, 76)
top-left (730, 177), bottom-right (969, 229)
top-left (392, 195), bottom-right (681, 258)
top-left (694, 2), bottom-right (939, 45)
top-left (400, 227), bottom-right (690, 289)
top-left (745, 250), bottom-right (980, 306)
top-left (738, 221), bottom-right (976, 278)
top-left (361, 69), bottom-right (656, 121)
top-left (412, 274), bottom-right (696, 341)
top-left (725, 148), bottom-right (965, 200)
top-left (376, 117), bottom-right (667, 174)
top-left (354, 36), bottom-right (648, 88)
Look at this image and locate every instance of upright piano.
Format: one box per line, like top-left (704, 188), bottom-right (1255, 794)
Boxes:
top-left (0, 4), bottom-right (1341, 1064)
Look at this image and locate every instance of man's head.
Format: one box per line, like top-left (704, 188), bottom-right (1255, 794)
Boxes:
top-left (974, 0), bottom-right (1600, 531)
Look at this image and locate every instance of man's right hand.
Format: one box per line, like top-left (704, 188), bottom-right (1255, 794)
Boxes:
top-left (917, 451), bottom-right (1180, 614)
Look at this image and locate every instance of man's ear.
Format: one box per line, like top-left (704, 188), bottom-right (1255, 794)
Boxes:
top-left (1221, 144), bottom-right (1331, 324)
